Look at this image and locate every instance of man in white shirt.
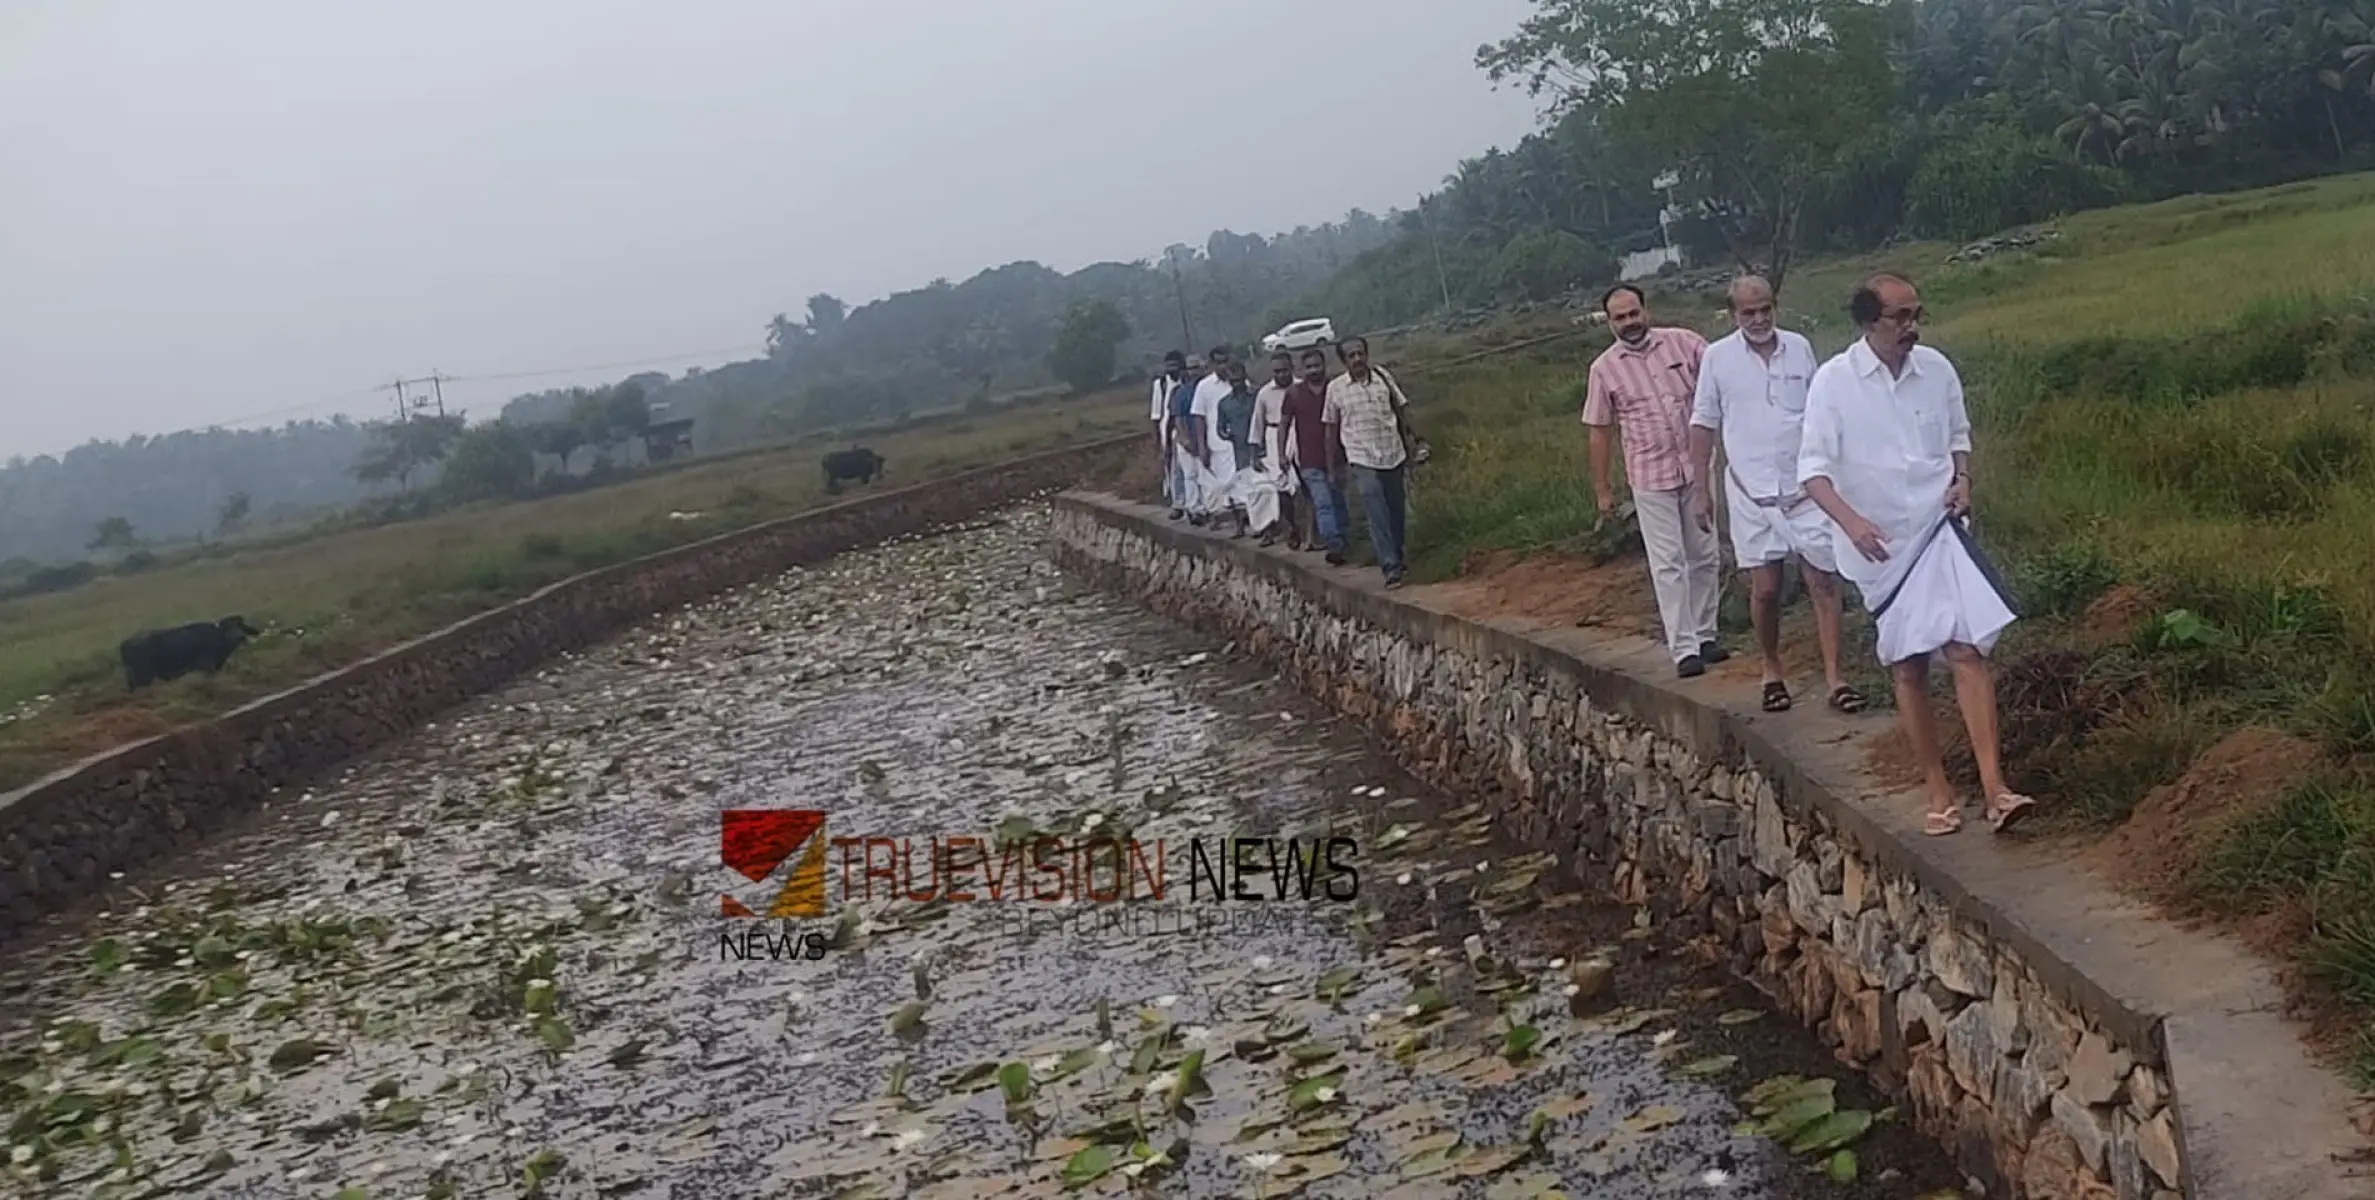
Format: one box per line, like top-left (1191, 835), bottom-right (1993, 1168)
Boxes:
top-left (1687, 276), bottom-right (1857, 716)
top-left (1253, 351), bottom-right (1301, 547)
top-left (1188, 344), bottom-right (1244, 528)
top-left (1798, 274), bottom-right (2034, 838)
top-left (1151, 351), bottom-right (1190, 519)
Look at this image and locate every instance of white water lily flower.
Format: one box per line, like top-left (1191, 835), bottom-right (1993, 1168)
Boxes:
top-left (1152, 994), bottom-right (1179, 1008)
top-left (858, 1122), bottom-right (881, 1139)
top-left (1144, 1071), bottom-right (1179, 1098)
top-left (1243, 1152), bottom-right (1284, 1172)
top-left (1396, 872), bottom-right (1414, 886)
top-left (1365, 1012), bottom-right (1383, 1025)
top-left (1548, 957), bottom-right (1567, 971)
top-left (1403, 1004), bottom-right (1422, 1018)
top-left (1477, 861), bottom-right (1490, 873)
top-left (1312, 1086), bottom-right (1338, 1103)
top-left (1563, 984), bottom-right (1582, 998)
top-left (1700, 1167), bottom-right (1734, 1188)
top-left (1180, 1026), bottom-right (1212, 1045)
top-left (892, 1129), bottom-right (928, 1150)
top-left (1097, 1040), bottom-right (1120, 1054)
top-left (1251, 955), bottom-right (1274, 970)
top-left (1653, 1029), bottom-right (1679, 1046)
top-left (8, 1146), bottom-right (30, 1165)
top-left (1031, 1055), bottom-right (1062, 1075)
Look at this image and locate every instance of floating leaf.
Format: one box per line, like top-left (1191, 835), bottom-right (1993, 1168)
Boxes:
top-left (997, 1062), bottom-right (1035, 1105)
top-left (1717, 1008), bottom-right (1764, 1026)
top-left (1130, 1033), bottom-right (1164, 1076)
top-left (1759, 1092), bottom-right (1839, 1140)
top-left (1314, 966), bottom-right (1362, 1000)
top-left (1286, 1072), bottom-right (1345, 1112)
top-left (1786, 1109), bottom-right (1874, 1155)
top-left (89, 938), bottom-right (128, 974)
top-left (522, 1147), bottom-right (567, 1194)
top-left (608, 1039), bottom-right (647, 1068)
top-left (534, 1017), bottom-right (575, 1055)
top-left (945, 1062), bottom-right (1000, 1092)
top-left (1453, 1144), bottom-right (1531, 1177)
top-left (1676, 1055), bottom-right (1737, 1078)
top-left (1620, 1105), bottom-right (1684, 1133)
top-left (1748, 1075), bottom-right (1834, 1116)
top-left (889, 1001), bottom-right (929, 1037)
top-left (1502, 1024), bottom-right (1543, 1061)
top-left (1059, 1143), bottom-right (1117, 1189)
top-left (1824, 1149), bottom-right (1859, 1183)
top-left (1531, 1094), bottom-right (1595, 1122)
top-left (267, 1037), bottom-right (323, 1073)
top-left (1164, 1049), bottom-right (1205, 1114)
top-left (369, 1098), bottom-right (426, 1132)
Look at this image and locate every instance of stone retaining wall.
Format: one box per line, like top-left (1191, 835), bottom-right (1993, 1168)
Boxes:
top-left (0, 436), bottom-right (1140, 947)
top-left (1052, 493), bottom-right (2231, 1200)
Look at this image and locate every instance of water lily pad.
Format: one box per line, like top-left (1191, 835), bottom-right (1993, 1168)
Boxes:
top-left (1619, 1105), bottom-right (1684, 1133)
top-left (1786, 1109), bottom-right (1874, 1155)
top-left (1676, 1054), bottom-right (1737, 1078)
top-left (1313, 966), bottom-right (1362, 1000)
top-left (1717, 1009), bottom-right (1765, 1026)
top-left (1824, 1149), bottom-right (1859, 1182)
top-left (266, 1037), bottom-right (323, 1072)
top-left (1285, 1072), bottom-right (1344, 1112)
top-left (1531, 1093), bottom-right (1595, 1122)
top-left (1059, 1143), bottom-right (1116, 1189)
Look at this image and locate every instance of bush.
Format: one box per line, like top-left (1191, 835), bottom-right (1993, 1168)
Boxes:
top-left (1904, 125), bottom-right (2126, 241)
top-left (1480, 229), bottom-right (1616, 304)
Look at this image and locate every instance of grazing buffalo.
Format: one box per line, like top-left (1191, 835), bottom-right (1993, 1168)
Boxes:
top-left (822, 447), bottom-right (886, 493)
top-left (120, 616), bottom-right (263, 690)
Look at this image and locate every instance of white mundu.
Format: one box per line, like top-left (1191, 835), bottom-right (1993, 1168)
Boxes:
top-left (1797, 339), bottom-right (2016, 665)
top-left (1689, 328), bottom-right (1834, 574)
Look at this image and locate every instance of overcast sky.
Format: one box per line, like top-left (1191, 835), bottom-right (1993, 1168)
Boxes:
top-left (0, 0), bottom-right (1546, 459)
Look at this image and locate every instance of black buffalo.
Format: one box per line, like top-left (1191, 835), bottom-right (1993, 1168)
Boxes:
top-left (822, 447), bottom-right (886, 493)
top-left (120, 616), bottom-right (263, 690)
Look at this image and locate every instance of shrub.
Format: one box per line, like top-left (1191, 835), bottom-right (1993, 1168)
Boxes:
top-left (1904, 125), bottom-right (2126, 241)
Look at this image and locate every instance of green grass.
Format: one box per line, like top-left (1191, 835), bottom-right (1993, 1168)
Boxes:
top-left (0, 391), bottom-right (1145, 791)
top-left (1376, 171), bottom-right (2375, 1077)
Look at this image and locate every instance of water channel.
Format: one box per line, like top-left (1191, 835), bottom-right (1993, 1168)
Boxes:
top-left (0, 504), bottom-right (1961, 1199)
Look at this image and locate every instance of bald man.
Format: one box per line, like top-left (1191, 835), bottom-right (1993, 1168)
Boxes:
top-left (1687, 275), bottom-right (1855, 716)
top-left (1798, 274), bottom-right (2034, 838)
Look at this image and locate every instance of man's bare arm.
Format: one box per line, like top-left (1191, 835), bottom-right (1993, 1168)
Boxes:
top-left (1588, 424), bottom-right (1617, 511)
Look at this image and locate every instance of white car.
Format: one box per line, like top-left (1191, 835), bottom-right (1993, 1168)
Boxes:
top-left (1261, 317), bottom-right (1338, 353)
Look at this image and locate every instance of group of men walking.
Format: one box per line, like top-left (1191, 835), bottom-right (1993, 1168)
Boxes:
top-left (1142, 270), bottom-right (2033, 838)
top-left (1148, 336), bottom-right (1427, 589)
top-left (1587, 273), bottom-right (2033, 837)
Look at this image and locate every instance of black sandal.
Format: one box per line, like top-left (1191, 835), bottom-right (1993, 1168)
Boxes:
top-left (1761, 681), bottom-right (1793, 712)
top-left (1828, 684), bottom-right (1867, 714)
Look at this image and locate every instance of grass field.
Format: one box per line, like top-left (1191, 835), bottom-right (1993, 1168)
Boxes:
top-left (1381, 170), bottom-right (2375, 1086)
top-left (0, 390), bottom-right (1146, 792)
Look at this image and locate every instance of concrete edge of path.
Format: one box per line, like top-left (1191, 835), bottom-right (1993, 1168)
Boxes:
top-left (0, 436), bottom-right (1144, 950)
top-left (1051, 489), bottom-right (2375, 1200)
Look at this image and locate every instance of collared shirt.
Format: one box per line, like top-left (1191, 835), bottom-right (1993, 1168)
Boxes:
top-left (1218, 388), bottom-right (1260, 465)
top-left (1280, 380), bottom-right (1333, 469)
top-left (1169, 380), bottom-right (1198, 426)
top-left (1254, 381), bottom-right (1291, 463)
top-left (1583, 326), bottom-right (1708, 494)
top-left (1689, 329), bottom-right (1818, 502)
top-left (1151, 375), bottom-right (1183, 423)
top-left (1797, 339), bottom-right (1973, 595)
top-left (1323, 368), bottom-right (1410, 470)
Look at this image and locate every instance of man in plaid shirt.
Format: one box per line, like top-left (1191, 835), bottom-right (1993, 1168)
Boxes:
top-left (1323, 335), bottom-right (1427, 590)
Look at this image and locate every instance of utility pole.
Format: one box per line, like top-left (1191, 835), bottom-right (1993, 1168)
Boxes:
top-left (1167, 248), bottom-right (1197, 352)
top-left (387, 373), bottom-right (450, 421)
top-left (1420, 195), bottom-right (1452, 313)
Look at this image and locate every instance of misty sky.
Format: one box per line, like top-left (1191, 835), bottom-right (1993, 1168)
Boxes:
top-left (0, 0), bottom-right (1547, 459)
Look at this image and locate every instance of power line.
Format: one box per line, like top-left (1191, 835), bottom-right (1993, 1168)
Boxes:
top-left (193, 342), bottom-right (771, 433)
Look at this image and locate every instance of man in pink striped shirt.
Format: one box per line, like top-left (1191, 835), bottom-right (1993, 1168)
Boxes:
top-left (1585, 284), bottom-right (1727, 677)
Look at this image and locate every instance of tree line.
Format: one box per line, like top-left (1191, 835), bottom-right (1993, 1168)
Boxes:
top-left (7, 0), bottom-right (2371, 570)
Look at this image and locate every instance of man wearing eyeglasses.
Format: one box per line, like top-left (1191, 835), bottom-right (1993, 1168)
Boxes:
top-left (1798, 274), bottom-right (2035, 839)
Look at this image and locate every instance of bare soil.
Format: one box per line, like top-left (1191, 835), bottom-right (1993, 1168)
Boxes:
top-left (1427, 549), bottom-right (1660, 639)
top-left (2087, 725), bottom-right (2327, 905)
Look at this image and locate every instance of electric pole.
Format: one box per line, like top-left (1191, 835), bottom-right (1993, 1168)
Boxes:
top-left (1167, 248), bottom-right (1197, 353)
top-left (387, 373), bottom-right (450, 421)
top-left (1420, 195), bottom-right (1452, 313)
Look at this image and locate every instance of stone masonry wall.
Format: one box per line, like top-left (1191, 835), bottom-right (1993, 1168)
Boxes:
top-left (0, 436), bottom-right (1139, 948)
top-left (1052, 495), bottom-right (2190, 1200)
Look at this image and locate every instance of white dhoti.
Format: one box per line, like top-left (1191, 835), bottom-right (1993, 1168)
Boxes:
top-left (1863, 511), bottom-right (2018, 665)
top-left (1228, 464), bottom-right (1282, 532)
top-left (1725, 469), bottom-right (1837, 575)
top-left (1175, 444), bottom-right (1239, 517)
